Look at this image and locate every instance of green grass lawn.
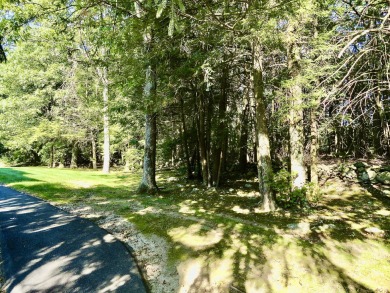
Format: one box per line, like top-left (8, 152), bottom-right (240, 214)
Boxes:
top-left (1, 166), bottom-right (390, 292)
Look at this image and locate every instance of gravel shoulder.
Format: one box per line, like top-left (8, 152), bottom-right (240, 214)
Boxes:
top-left (58, 203), bottom-right (179, 293)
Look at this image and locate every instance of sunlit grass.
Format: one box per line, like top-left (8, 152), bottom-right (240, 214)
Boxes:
top-left (0, 166), bottom-right (390, 292)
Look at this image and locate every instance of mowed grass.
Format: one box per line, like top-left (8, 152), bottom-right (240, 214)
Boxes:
top-left (1, 166), bottom-right (390, 292)
top-left (0, 167), bottom-right (142, 203)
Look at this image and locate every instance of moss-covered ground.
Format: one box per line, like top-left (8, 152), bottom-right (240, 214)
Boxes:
top-left (0, 166), bottom-right (389, 292)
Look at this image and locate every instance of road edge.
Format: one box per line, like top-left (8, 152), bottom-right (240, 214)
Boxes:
top-left (0, 185), bottom-right (5, 292)
top-left (0, 235), bottom-right (5, 292)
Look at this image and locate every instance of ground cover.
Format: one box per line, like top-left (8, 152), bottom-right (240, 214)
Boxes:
top-left (0, 166), bottom-right (389, 292)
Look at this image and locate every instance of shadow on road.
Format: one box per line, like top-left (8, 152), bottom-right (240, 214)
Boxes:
top-left (0, 186), bottom-right (146, 293)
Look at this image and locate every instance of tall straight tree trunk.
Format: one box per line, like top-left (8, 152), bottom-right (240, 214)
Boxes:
top-left (50, 143), bottom-right (55, 168)
top-left (138, 26), bottom-right (159, 193)
top-left (179, 96), bottom-right (193, 179)
top-left (196, 146), bottom-right (202, 180)
top-left (97, 66), bottom-right (110, 174)
top-left (239, 102), bottom-right (250, 172)
top-left (253, 40), bottom-right (276, 212)
top-left (288, 40), bottom-right (305, 189)
top-left (139, 112), bottom-right (158, 193)
top-left (91, 132), bottom-right (97, 170)
top-left (70, 143), bottom-right (78, 169)
top-left (309, 20), bottom-right (319, 187)
top-left (206, 92), bottom-right (213, 187)
top-left (310, 109), bottom-right (319, 186)
top-left (197, 92), bottom-right (209, 186)
top-left (138, 62), bottom-right (159, 193)
top-left (212, 66), bottom-right (229, 187)
top-left (221, 128), bottom-right (228, 176)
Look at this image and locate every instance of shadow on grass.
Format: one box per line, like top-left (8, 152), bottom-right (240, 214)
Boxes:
top-left (127, 191), bottom-right (385, 291)
top-left (150, 174), bottom-right (390, 291)
top-left (1, 167), bottom-right (389, 292)
top-left (0, 168), bottom-right (41, 184)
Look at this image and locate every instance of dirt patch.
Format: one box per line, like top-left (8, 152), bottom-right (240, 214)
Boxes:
top-left (58, 204), bottom-right (179, 293)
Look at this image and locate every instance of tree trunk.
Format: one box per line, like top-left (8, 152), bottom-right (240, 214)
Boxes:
top-left (253, 40), bottom-right (276, 212)
top-left (212, 66), bottom-right (228, 187)
top-left (288, 40), bottom-right (305, 189)
top-left (374, 95), bottom-right (389, 156)
top-left (179, 96), bottom-right (193, 179)
top-left (139, 112), bottom-right (158, 193)
top-left (50, 143), bottom-right (55, 168)
top-left (196, 146), bottom-right (202, 180)
top-left (97, 66), bottom-right (110, 174)
top-left (239, 102), bottom-right (250, 172)
top-left (91, 133), bottom-right (97, 170)
top-left (310, 109), bottom-right (319, 186)
top-left (206, 92), bottom-right (213, 187)
top-left (197, 92), bottom-right (209, 186)
top-left (70, 143), bottom-right (78, 169)
top-left (138, 61), bottom-right (159, 193)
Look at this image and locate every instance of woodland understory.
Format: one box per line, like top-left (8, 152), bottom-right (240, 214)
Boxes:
top-left (0, 162), bottom-right (389, 292)
top-left (1, 0), bottom-right (390, 212)
top-left (0, 3), bottom-right (390, 288)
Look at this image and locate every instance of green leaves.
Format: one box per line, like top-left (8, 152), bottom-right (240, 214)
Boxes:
top-left (176, 0), bottom-right (185, 13)
top-left (155, 0), bottom-right (185, 36)
top-left (0, 40), bottom-right (6, 63)
top-left (156, 0), bottom-right (168, 18)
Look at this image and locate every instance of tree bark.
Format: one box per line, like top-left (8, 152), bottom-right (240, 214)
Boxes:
top-left (253, 40), bottom-right (276, 212)
top-left (138, 62), bottom-right (159, 193)
top-left (91, 133), bottom-right (97, 170)
top-left (50, 143), bottom-right (55, 168)
top-left (70, 143), bottom-right (78, 169)
top-left (179, 96), bottom-right (193, 179)
top-left (97, 66), bottom-right (110, 174)
top-left (239, 102), bottom-right (250, 172)
top-left (138, 26), bottom-right (159, 193)
top-left (139, 112), bottom-right (158, 193)
top-left (288, 40), bottom-right (306, 189)
top-left (212, 66), bottom-right (228, 187)
top-left (197, 91), bottom-right (209, 186)
top-left (310, 109), bottom-right (319, 186)
top-left (206, 92), bottom-right (213, 187)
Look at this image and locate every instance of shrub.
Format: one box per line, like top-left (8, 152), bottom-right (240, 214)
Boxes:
top-left (272, 169), bottom-right (311, 209)
top-left (124, 148), bottom-right (143, 171)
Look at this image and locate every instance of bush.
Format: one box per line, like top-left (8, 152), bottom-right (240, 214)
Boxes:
top-left (272, 169), bottom-right (310, 209)
top-left (272, 169), bottom-right (291, 203)
top-left (124, 148), bottom-right (143, 171)
top-left (305, 182), bottom-right (322, 204)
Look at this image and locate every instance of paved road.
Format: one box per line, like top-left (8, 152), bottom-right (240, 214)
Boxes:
top-left (0, 186), bottom-right (147, 293)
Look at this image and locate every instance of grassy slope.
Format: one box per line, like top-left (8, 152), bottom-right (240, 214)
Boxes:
top-left (0, 166), bottom-right (390, 292)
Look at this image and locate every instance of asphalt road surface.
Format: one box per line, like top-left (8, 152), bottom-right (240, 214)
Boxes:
top-left (0, 186), bottom-right (147, 293)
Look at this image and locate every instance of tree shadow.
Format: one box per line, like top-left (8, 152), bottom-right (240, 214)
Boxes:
top-left (0, 168), bottom-right (41, 184)
top-left (1, 167), bottom-right (389, 292)
top-left (161, 215), bottom-right (377, 292)
top-left (154, 175), bottom-right (390, 292)
top-left (0, 186), bottom-right (146, 292)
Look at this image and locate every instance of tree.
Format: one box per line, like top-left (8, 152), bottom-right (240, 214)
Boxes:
top-left (253, 39), bottom-right (276, 211)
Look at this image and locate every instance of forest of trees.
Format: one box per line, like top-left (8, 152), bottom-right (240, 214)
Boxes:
top-left (0, 0), bottom-right (389, 211)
